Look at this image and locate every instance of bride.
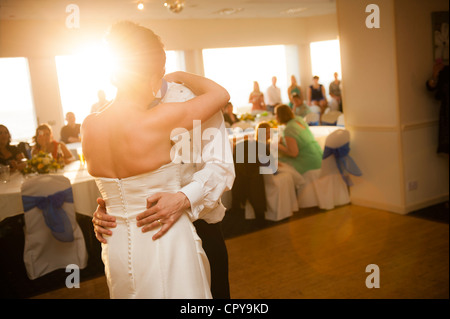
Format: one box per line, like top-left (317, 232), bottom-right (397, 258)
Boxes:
top-left (81, 22), bottom-right (230, 298)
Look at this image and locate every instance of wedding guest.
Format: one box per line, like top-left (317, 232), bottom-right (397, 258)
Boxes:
top-left (266, 76), bottom-right (282, 114)
top-left (288, 75), bottom-right (302, 109)
top-left (292, 93), bottom-right (311, 118)
top-left (32, 123), bottom-right (74, 164)
top-left (256, 121), bottom-right (305, 195)
top-left (329, 72), bottom-right (342, 112)
top-left (307, 76), bottom-right (328, 114)
top-left (90, 89), bottom-right (111, 113)
top-left (223, 102), bottom-right (239, 126)
top-left (426, 59), bottom-right (449, 155)
top-left (275, 104), bottom-right (322, 174)
top-left (249, 81), bottom-right (266, 112)
top-left (60, 112), bottom-right (81, 143)
top-left (0, 124), bottom-right (27, 172)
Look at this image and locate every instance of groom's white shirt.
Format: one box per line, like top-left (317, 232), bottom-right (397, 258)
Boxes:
top-left (161, 81), bottom-right (235, 224)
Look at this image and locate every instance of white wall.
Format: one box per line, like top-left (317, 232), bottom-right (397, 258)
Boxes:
top-left (336, 0), bottom-right (448, 213)
top-left (394, 0), bottom-right (449, 210)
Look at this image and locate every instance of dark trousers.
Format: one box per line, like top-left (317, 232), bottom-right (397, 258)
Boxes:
top-left (193, 219), bottom-right (230, 299)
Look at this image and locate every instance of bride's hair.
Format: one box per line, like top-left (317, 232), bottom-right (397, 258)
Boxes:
top-left (105, 21), bottom-right (166, 88)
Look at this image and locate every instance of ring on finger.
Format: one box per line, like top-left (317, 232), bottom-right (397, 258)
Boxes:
top-left (157, 219), bottom-right (163, 227)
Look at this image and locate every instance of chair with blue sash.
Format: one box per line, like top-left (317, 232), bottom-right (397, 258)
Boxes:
top-left (21, 174), bottom-right (88, 280)
top-left (321, 110), bottom-right (342, 126)
top-left (304, 112), bottom-right (320, 126)
top-left (336, 114), bottom-right (345, 127)
top-left (297, 129), bottom-right (362, 210)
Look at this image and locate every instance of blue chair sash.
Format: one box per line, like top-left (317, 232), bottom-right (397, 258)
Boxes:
top-left (323, 142), bottom-right (362, 186)
top-left (22, 188), bottom-right (74, 242)
top-left (308, 121), bottom-right (319, 126)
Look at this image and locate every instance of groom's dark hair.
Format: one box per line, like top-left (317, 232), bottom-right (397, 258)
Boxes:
top-left (105, 21), bottom-right (166, 87)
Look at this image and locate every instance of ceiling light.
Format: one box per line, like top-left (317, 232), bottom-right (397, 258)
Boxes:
top-left (164, 0), bottom-right (185, 14)
top-left (137, 1), bottom-right (144, 10)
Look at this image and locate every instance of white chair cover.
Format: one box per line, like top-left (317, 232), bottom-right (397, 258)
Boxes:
top-left (309, 105), bottom-right (321, 114)
top-left (297, 129), bottom-right (354, 210)
top-left (21, 174), bottom-right (88, 280)
top-left (337, 114), bottom-right (345, 127)
top-left (321, 110), bottom-right (342, 126)
top-left (304, 112), bottom-right (320, 126)
top-left (328, 98), bottom-right (340, 111)
top-left (245, 164), bottom-right (305, 221)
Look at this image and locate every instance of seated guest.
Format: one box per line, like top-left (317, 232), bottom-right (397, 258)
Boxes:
top-left (32, 123), bottom-right (74, 164)
top-left (0, 124), bottom-right (27, 172)
top-left (223, 102), bottom-right (239, 126)
top-left (307, 75), bottom-right (328, 115)
top-left (232, 128), bottom-right (269, 221)
top-left (329, 72), bottom-right (342, 112)
top-left (90, 89), bottom-right (111, 113)
top-left (60, 112), bottom-right (81, 143)
top-left (275, 104), bottom-right (323, 174)
top-left (291, 93), bottom-right (311, 118)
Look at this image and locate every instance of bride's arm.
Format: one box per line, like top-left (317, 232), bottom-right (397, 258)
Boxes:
top-left (161, 72), bottom-right (230, 130)
top-left (164, 71), bottom-right (229, 99)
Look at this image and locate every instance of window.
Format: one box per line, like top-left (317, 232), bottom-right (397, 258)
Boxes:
top-left (55, 47), bottom-right (184, 124)
top-left (203, 45), bottom-right (290, 114)
top-left (0, 58), bottom-right (36, 142)
top-left (310, 39), bottom-right (342, 98)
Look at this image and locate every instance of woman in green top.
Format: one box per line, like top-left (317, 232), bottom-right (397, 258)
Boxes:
top-left (275, 104), bottom-right (323, 174)
top-left (287, 75), bottom-right (302, 109)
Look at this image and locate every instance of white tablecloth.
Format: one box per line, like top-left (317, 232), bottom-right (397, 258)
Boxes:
top-left (0, 161), bottom-right (100, 222)
top-left (308, 126), bottom-right (342, 150)
top-left (228, 125), bottom-right (342, 150)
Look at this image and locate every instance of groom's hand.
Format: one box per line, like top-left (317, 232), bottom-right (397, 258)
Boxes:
top-left (92, 197), bottom-right (117, 244)
top-left (136, 192), bottom-right (191, 240)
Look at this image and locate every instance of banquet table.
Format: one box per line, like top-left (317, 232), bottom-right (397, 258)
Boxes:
top-left (308, 125), bottom-right (342, 150)
top-left (227, 123), bottom-right (342, 150)
top-left (222, 124), bottom-right (343, 211)
top-left (0, 161), bottom-right (101, 222)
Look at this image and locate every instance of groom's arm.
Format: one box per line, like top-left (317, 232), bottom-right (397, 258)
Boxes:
top-left (179, 111), bottom-right (235, 221)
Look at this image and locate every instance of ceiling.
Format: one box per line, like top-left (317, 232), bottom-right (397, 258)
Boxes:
top-left (0, 0), bottom-right (336, 21)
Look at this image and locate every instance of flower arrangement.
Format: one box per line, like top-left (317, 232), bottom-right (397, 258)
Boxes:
top-left (21, 151), bottom-right (61, 175)
top-left (239, 113), bottom-right (255, 122)
top-left (268, 119), bottom-right (278, 128)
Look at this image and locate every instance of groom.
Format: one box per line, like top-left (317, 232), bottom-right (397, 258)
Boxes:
top-left (92, 29), bottom-right (235, 299)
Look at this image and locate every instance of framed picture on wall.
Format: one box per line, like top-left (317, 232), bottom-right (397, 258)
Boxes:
top-left (431, 11), bottom-right (449, 64)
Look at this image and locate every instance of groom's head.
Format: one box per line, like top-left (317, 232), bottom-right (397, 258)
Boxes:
top-left (106, 21), bottom-right (166, 91)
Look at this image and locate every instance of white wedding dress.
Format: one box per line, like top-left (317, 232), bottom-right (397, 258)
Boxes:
top-left (95, 161), bottom-right (211, 299)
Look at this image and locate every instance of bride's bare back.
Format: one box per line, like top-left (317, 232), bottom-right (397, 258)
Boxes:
top-left (82, 102), bottom-right (174, 179)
